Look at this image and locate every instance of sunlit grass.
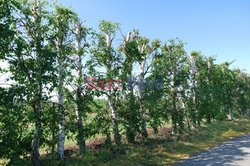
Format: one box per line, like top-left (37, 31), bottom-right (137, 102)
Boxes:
top-left (2, 119), bottom-right (250, 166)
top-left (61, 119), bottom-right (250, 166)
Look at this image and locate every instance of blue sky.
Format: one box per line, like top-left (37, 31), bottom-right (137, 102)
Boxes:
top-left (59, 0), bottom-right (250, 72)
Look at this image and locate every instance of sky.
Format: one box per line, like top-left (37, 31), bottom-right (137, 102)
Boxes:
top-left (57, 0), bottom-right (250, 73)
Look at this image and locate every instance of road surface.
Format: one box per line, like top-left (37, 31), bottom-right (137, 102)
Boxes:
top-left (175, 134), bottom-right (250, 166)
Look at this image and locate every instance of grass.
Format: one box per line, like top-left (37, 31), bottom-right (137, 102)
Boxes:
top-left (2, 119), bottom-right (250, 166)
top-left (53, 119), bottom-right (250, 166)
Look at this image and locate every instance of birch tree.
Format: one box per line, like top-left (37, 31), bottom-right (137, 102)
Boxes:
top-left (153, 39), bottom-right (188, 133)
top-left (93, 20), bottom-right (122, 145)
top-left (187, 52), bottom-right (198, 126)
top-left (71, 18), bottom-right (90, 154)
top-left (50, 5), bottom-right (75, 160)
top-left (120, 30), bottom-right (141, 143)
top-left (2, 0), bottom-right (53, 165)
top-left (136, 37), bottom-right (160, 138)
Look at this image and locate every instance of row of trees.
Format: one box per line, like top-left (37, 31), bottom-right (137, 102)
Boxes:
top-left (1, 0), bottom-right (250, 165)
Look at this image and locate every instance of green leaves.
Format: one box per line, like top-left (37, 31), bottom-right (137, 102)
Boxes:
top-left (1, 1), bottom-right (250, 164)
top-left (99, 20), bottom-right (120, 36)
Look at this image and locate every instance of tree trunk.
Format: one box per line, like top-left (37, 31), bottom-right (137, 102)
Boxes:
top-left (76, 87), bottom-right (86, 154)
top-left (126, 65), bottom-right (136, 143)
top-left (172, 89), bottom-right (178, 133)
top-left (31, 2), bottom-right (42, 165)
top-left (127, 85), bottom-right (136, 143)
top-left (207, 115), bottom-right (211, 124)
top-left (51, 103), bottom-right (56, 159)
top-left (185, 113), bottom-right (191, 132)
top-left (181, 100), bottom-right (191, 131)
top-left (188, 53), bottom-right (198, 127)
top-left (57, 43), bottom-right (65, 161)
top-left (31, 98), bottom-right (42, 166)
top-left (191, 80), bottom-right (198, 127)
top-left (108, 94), bottom-right (121, 145)
top-left (123, 31), bottom-right (138, 143)
top-left (138, 60), bottom-right (148, 139)
top-left (75, 21), bottom-right (86, 154)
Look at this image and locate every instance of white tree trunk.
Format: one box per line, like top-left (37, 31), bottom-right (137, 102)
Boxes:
top-left (31, 2), bottom-right (42, 164)
top-left (57, 43), bottom-right (65, 160)
top-left (108, 92), bottom-right (121, 145)
top-left (104, 32), bottom-right (121, 145)
top-left (31, 96), bottom-right (42, 166)
top-left (75, 21), bottom-right (86, 153)
top-left (188, 53), bottom-right (198, 126)
top-left (138, 59), bottom-right (148, 138)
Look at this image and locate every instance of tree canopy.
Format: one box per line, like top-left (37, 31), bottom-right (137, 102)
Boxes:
top-left (0, 0), bottom-right (250, 165)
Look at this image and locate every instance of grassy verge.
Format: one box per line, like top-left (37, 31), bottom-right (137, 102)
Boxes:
top-left (62, 119), bottom-right (250, 166)
top-left (2, 119), bottom-right (250, 166)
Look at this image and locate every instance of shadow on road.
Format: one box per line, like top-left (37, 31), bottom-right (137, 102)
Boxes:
top-left (175, 135), bottom-right (250, 166)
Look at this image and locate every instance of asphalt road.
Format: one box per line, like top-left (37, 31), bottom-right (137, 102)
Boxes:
top-left (175, 134), bottom-right (250, 166)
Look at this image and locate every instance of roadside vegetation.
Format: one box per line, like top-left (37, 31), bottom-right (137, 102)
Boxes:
top-left (1, 0), bottom-right (250, 166)
top-left (2, 119), bottom-right (250, 166)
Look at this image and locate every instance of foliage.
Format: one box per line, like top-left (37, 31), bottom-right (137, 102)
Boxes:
top-left (0, 0), bottom-right (250, 165)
